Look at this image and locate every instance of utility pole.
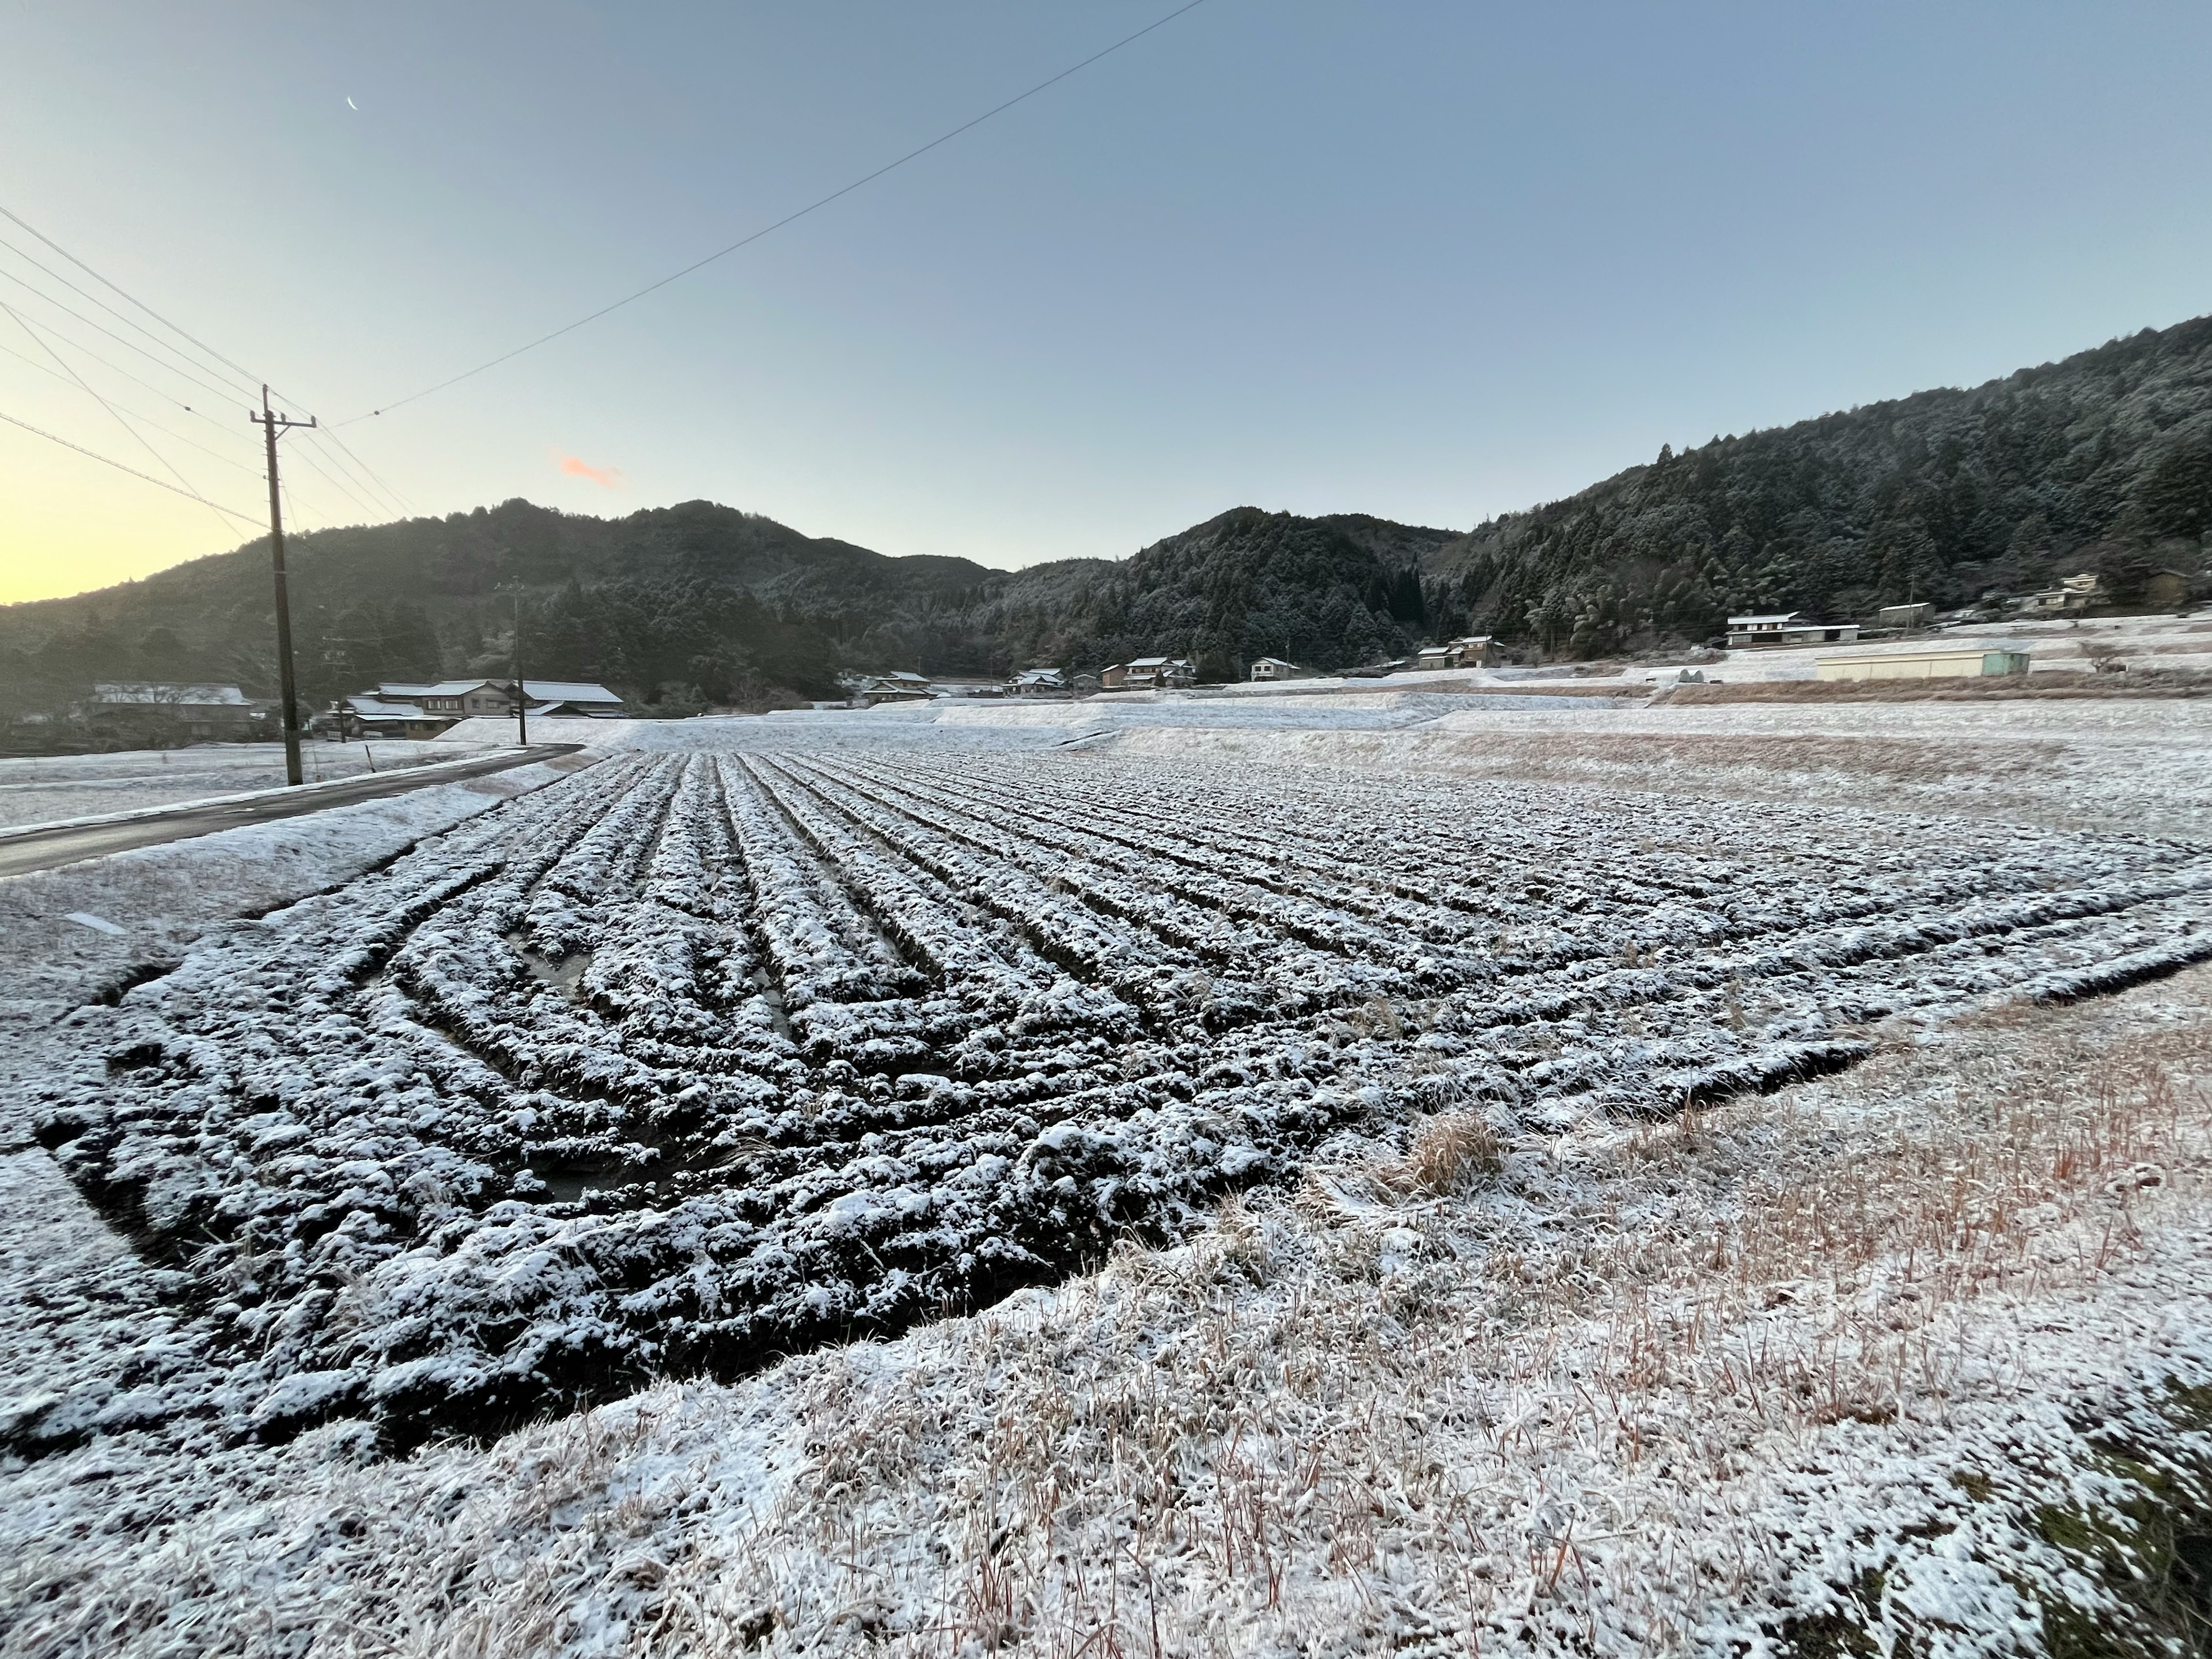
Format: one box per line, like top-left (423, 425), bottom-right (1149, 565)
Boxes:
top-left (510, 589), bottom-right (529, 747)
top-left (250, 385), bottom-right (316, 786)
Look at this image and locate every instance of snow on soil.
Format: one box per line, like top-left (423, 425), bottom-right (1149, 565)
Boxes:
top-left (6, 710), bottom-right (2212, 1656)
top-left (1113, 698), bottom-right (2212, 840)
top-left (5, 962), bottom-right (2209, 1656)
top-left (0, 753), bottom-right (598, 1012)
top-left (0, 741), bottom-right (498, 831)
top-left (16, 741), bottom-right (2212, 1453)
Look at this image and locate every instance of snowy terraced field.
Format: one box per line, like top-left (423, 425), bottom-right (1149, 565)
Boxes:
top-left (25, 745), bottom-right (2212, 1448)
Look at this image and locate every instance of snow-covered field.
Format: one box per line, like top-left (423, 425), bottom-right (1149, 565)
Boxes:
top-left (5, 706), bottom-right (2211, 1656)
top-left (0, 740), bottom-right (499, 831)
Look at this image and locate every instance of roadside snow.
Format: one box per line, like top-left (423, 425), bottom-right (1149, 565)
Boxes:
top-left (0, 753), bottom-right (599, 1017)
top-left (0, 740), bottom-right (498, 830)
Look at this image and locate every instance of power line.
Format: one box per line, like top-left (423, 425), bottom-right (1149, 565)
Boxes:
top-left (285, 438), bottom-right (379, 518)
top-left (0, 319), bottom-right (252, 444)
top-left (0, 203), bottom-right (416, 520)
top-left (301, 426), bottom-right (414, 518)
top-left (0, 338), bottom-right (262, 476)
top-left (0, 406), bottom-right (260, 524)
top-left (0, 297), bottom-right (236, 535)
top-left (338, 0), bottom-right (1214, 425)
top-left (0, 230), bottom-right (262, 400)
top-left (0, 264), bottom-right (255, 406)
top-left (0, 202), bottom-right (268, 392)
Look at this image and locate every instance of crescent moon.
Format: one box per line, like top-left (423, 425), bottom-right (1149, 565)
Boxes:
top-left (346, 97), bottom-right (358, 110)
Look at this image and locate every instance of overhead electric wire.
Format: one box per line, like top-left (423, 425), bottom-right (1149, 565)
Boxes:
top-left (0, 264), bottom-right (257, 407)
top-left (0, 203), bottom-right (269, 393)
top-left (0, 319), bottom-right (368, 529)
top-left (0, 338), bottom-right (263, 476)
top-left (0, 406), bottom-right (260, 524)
top-left (300, 426), bottom-right (412, 517)
top-left (0, 316), bottom-right (254, 444)
top-left (0, 202), bottom-right (418, 520)
top-left (336, 0), bottom-right (1214, 426)
top-left (1, 297), bottom-right (237, 535)
top-left (0, 229), bottom-right (262, 402)
top-left (285, 440), bottom-right (380, 518)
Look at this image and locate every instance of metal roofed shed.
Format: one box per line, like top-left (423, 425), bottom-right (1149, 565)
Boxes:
top-left (1728, 613), bottom-right (1863, 648)
top-left (1816, 649), bottom-right (2031, 681)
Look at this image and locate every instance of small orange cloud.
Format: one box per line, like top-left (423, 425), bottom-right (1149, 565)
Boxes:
top-left (554, 450), bottom-right (624, 488)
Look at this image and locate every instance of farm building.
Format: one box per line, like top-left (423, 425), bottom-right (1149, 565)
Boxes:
top-left (928, 678), bottom-right (1006, 699)
top-left (408, 679), bottom-right (623, 718)
top-left (2023, 572), bottom-right (2102, 613)
top-left (1727, 613), bottom-right (1863, 649)
top-left (1415, 635), bottom-right (1502, 671)
top-left (334, 695), bottom-right (452, 740)
top-left (1106, 658), bottom-right (1196, 691)
top-left (1876, 603), bottom-right (1935, 630)
top-left (1248, 657), bottom-right (1313, 681)
top-left (1816, 649), bottom-right (2031, 681)
top-left (856, 672), bottom-right (933, 705)
top-left (85, 683), bottom-right (270, 743)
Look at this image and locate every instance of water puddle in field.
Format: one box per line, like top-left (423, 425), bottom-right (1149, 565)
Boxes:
top-left (751, 967), bottom-right (796, 1043)
top-left (506, 932), bottom-right (593, 1001)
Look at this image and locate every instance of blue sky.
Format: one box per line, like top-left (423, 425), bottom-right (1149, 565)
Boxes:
top-left (3, 1), bottom-right (2209, 601)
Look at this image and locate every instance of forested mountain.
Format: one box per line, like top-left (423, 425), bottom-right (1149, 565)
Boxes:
top-left (4, 313), bottom-right (2206, 718)
top-left (0, 499), bottom-right (1460, 714)
top-left (1431, 315), bottom-right (2212, 657)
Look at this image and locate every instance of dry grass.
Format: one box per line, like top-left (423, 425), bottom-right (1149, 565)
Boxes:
top-left (1669, 665), bottom-right (2212, 703)
top-left (12, 971), bottom-right (2209, 1657)
top-left (1380, 1112), bottom-right (1505, 1196)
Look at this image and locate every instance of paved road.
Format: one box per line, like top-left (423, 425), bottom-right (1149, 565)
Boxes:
top-left (0, 744), bottom-right (585, 879)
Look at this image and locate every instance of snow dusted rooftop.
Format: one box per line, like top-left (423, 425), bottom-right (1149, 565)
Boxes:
top-left (90, 682), bottom-right (251, 706)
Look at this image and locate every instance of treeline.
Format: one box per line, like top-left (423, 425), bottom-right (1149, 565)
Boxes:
top-left (1441, 315), bottom-right (2212, 656)
top-left (3, 314), bottom-right (2207, 728)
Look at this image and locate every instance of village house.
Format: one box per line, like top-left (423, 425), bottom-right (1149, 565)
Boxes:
top-left (1248, 657), bottom-right (1313, 682)
top-left (1414, 635), bottom-right (1502, 671)
top-left (1725, 612), bottom-right (1863, 649)
top-left (84, 683), bottom-right (270, 743)
top-left (855, 671), bottom-right (933, 705)
top-left (1007, 667), bottom-right (1069, 696)
top-left (2022, 572), bottom-right (2102, 613)
top-left (333, 695), bottom-right (453, 741)
top-left (1117, 657), bottom-right (1196, 691)
top-left (349, 679), bottom-right (623, 728)
top-left (927, 677), bottom-right (1006, 699)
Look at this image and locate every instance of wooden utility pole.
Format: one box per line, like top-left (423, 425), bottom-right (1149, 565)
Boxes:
top-left (510, 590), bottom-right (529, 746)
top-left (250, 385), bottom-right (316, 786)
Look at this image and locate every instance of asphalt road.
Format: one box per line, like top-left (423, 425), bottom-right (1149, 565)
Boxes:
top-left (0, 744), bottom-right (585, 879)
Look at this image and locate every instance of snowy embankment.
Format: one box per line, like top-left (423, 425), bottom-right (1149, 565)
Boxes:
top-left (0, 739), bottom-right (501, 831)
top-left (5, 711), bottom-right (2212, 1656)
top-left (0, 751), bottom-right (595, 1013)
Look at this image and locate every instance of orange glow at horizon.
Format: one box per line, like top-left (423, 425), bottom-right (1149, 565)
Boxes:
top-left (555, 449), bottom-right (623, 488)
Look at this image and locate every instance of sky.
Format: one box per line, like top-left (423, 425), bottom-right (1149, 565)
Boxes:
top-left (2, 1), bottom-right (2210, 607)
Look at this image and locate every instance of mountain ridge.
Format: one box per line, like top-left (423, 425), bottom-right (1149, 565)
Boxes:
top-left (5, 314), bottom-right (2206, 714)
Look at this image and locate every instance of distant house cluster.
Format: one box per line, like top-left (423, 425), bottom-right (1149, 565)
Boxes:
top-left (330, 679), bottom-right (624, 738)
top-left (1414, 635), bottom-right (1502, 671)
top-left (1725, 613), bottom-right (1863, 649)
top-left (87, 683), bottom-right (271, 743)
top-left (850, 667), bottom-right (1077, 706)
top-left (1099, 658), bottom-right (1195, 692)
